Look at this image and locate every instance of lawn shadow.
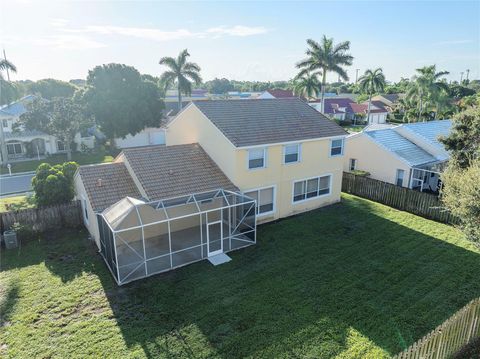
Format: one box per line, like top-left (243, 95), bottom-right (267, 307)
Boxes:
top-left (96, 195), bottom-right (480, 358)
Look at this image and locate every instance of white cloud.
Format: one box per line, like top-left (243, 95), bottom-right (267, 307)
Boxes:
top-left (50, 18), bottom-right (68, 27)
top-left (206, 25), bottom-right (269, 37)
top-left (35, 35), bottom-right (106, 50)
top-left (62, 24), bottom-right (270, 41)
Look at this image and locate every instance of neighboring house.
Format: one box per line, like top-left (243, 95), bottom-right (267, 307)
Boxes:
top-left (371, 94), bottom-right (403, 111)
top-left (114, 127), bottom-right (166, 148)
top-left (164, 89), bottom-right (209, 102)
top-left (0, 95), bottom-right (95, 164)
top-left (344, 120), bottom-right (452, 192)
top-left (309, 97), bottom-right (388, 124)
top-left (75, 98), bottom-right (347, 284)
top-left (258, 89), bottom-right (296, 99)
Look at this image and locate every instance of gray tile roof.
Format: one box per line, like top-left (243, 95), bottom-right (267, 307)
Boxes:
top-left (365, 129), bottom-right (437, 167)
top-left (78, 162), bottom-right (142, 212)
top-left (121, 143), bottom-right (237, 201)
top-left (4, 129), bottom-right (48, 139)
top-left (192, 98), bottom-right (347, 147)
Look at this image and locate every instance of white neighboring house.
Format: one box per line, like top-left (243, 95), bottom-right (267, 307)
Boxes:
top-left (0, 95), bottom-right (95, 164)
top-left (114, 127), bottom-right (166, 149)
top-left (343, 120), bottom-right (452, 192)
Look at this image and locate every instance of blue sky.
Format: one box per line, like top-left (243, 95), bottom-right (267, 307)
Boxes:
top-left (1, 1), bottom-right (479, 83)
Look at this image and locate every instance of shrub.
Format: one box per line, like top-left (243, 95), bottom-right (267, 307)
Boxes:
top-left (351, 170), bottom-right (370, 177)
top-left (32, 162), bottom-right (79, 206)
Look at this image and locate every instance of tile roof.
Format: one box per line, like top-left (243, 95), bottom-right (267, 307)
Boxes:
top-left (365, 129), bottom-right (437, 166)
top-left (382, 94), bottom-right (400, 103)
top-left (78, 162), bottom-right (142, 212)
top-left (121, 143), bottom-right (237, 201)
top-left (0, 95), bottom-right (36, 117)
top-left (4, 129), bottom-right (48, 139)
top-left (401, 120), bottom-right (452, 153)
top-left (192, 98), bottom-right (347, 147)
top-left (265, 89), bottom-right (295, 98)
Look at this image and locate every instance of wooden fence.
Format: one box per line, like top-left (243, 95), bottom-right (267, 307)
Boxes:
top-left (0, 201), bottom-right (83, 233)
top-left (394, 297), bottom-right (480, 359)
top-left (342, 172), bottom-right (456, 224)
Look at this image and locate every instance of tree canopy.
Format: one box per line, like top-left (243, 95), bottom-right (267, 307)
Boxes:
top-left (82, 63), bottom-right (164, 141)
top-left (292, 72), bottom-right (320, 99)
top-left (205, 78), bottom-right (235, 94)
top-left (32, 162), bottom-right (78, 206)
top-left (27, 79), bottom-right (77, 99)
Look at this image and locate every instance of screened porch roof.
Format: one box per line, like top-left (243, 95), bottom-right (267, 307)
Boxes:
top-left (101, 189), bottom-right (255, 232)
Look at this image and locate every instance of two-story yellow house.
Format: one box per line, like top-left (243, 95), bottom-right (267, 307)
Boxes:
top-left (74, 98), bottom-right (347, 284)
top-left (166, 98), bottom-right (348, 223)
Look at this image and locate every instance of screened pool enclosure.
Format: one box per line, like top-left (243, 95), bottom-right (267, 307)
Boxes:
top-left (97, 189), bottom-right (257, 285)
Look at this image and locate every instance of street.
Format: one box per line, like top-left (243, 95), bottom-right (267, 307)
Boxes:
top-left (0, 172), bottom-right (35, 196)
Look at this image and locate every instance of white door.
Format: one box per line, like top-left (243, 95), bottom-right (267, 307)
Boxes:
top-left (207, 220), bottom-right (223, 256)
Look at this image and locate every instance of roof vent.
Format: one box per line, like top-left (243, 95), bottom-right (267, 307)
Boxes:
top-left (169, 169), bottom-right (174, 175)
top-left (97, 178), bottom-right (103, 187)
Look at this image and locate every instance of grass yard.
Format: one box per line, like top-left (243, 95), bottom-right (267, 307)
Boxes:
top-left (0, 195), bottom-right (35, 212)
top-left (1, 194), bottom-right (479, 358)
top-left (0, 150), bottom-right (116, 175)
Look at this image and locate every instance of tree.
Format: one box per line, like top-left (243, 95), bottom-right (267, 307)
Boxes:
top-left (159, 49), bottom-right (202, 111)
top-left (296, 36), bottom-right (353, 113)
top-left (358, 68), bottom-right (386, 123)
top-left (440, 102), bottom-right (480, 169)
top-left (27, 79), bottom-right (77, 99)
top-left (82, 64), bottom-right (164, 143)
top-left (407, 65), bottom-right (449, 122)
top-left (0, 59), bottom-right (16, 80)
top-left (205, 78), bottom-right (234, 94)
top-left (292, 72), bottom-right (321, 100)
top-left (32, 162), bottom-right (78, 206)
top-left (18, 97), bottom-right (88, 161)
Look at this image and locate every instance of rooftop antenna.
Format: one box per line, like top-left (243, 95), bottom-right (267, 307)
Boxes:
top-left (3, 49), bottom-right (10, 81)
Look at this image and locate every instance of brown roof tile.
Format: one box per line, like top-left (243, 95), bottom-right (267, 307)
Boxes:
top-left (78, 162), bottom-right (142, 212)
top-left (121, 143), bottom-right (237, 201)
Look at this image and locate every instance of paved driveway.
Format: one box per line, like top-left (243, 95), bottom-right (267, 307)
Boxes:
top-left (0, 172), bottom-right (35, 196)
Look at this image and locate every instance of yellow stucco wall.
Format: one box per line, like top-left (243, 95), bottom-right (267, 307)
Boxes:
top-left (166, 104), bottom-right (344, 223)
top-left (343, 133), bottom-right (411, 186)
top-left (74, 172), bottom-right (101, 248)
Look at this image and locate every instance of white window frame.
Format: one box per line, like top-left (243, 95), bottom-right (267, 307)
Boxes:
top-left (81, 195), bottom-right (89, 225)
top-left (330, 138), bottom-right (344, 157)
top-left (283, 143), bottom-right (301, 165)
top-left (57, 140), bottom-right (66, 152)
top-left (6, 142), bottom-right (23, 155)
top-left (243, 185), bottom-right (276, 217)
top-left (292, 174), bottom-right (332, 204)
top-left (396, 169), bottom-right (405, 187)
top-left (349, 158), bottom-right (357, 171)
top-left (247, 147), bottom-right (267, 170)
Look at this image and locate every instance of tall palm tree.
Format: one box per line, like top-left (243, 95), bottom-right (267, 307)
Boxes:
top-left (407, 65), bottom-right (449, 122)
top-left (292, 72), bottom-right (321, 100)
top-left (159, 49), bottom-right (202, 111)
top-left (0, 59), bottom-right (16, 80)
top-left (358, 68), bottom-right (386, 124)
top-left (296, 35), bottom-right (353, 113)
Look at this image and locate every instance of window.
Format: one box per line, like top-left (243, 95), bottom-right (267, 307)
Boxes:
top-left (330, 138), bottom-right (344, 156)
top-left (396, 169), bottom-right (405, 187)
top-left (349, 159), bottom-right (357, 171)
top-left (293, 175), bottom-right (331, 202)
top-left (283, 144), bottom-right (300, 164)
top-left (82, 196), bottom-right (89, 224)
top-left (248, 148), bottom-right (266, 169)
top-left (57, 141), bottom-right (65, 151)
top-left (244, 187), bottom-right (274, 215)
top-left (6, 142), bottom-right (22, 155)
top-left (2, 119), bottom-right (7, 128)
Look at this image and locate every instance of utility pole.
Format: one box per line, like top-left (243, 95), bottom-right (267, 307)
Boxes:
top-left (355, 69), bottom-right (360, 84)
top-left (466, 69), bottom-right (470, 81)
top-left (3, 49), bottom-right (10, 81)
top-left (460, 72), bottom-right (464, 83)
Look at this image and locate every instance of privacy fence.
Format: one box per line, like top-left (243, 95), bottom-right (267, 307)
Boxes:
top-left (394, 297), bottom-right (480, 359)
top-left (0, 201), bottom-right (83, 233)
top-left (342, 172), bottom-right (456, 224)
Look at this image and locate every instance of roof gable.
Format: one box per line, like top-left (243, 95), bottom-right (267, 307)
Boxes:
top-left (193, 98), bottom-right (347, 147)
top-left (400, 120), bottom-right (452, 153)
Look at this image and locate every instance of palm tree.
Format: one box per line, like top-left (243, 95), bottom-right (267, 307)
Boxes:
top-left (407, 65), bottom-right (449, 122)
top-left (292, 72), bottom-right (321, 100)
top-left (358, 68), bottom-right (386, 124)
top-left (159, 49), bottom-right (202, 111)
top-left (296, 35), bottom-right (353, 113)
top-left (0, 59), bottom-right (16, 80)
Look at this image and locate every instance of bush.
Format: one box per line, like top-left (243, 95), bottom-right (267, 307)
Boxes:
top-left (32, 162), bottom-right (79, 206)
top-left (351, 170), bottom-right (370, 177)
top-left (338, 119), bottom-right (353, 126)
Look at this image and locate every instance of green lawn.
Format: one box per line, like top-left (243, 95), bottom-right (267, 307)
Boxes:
top-left (1, 194), bottom-right (479, 358)
top-left (0, 150), bottom-right (116, 174)
top-left (0, 195), bottom-right (35, 212)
